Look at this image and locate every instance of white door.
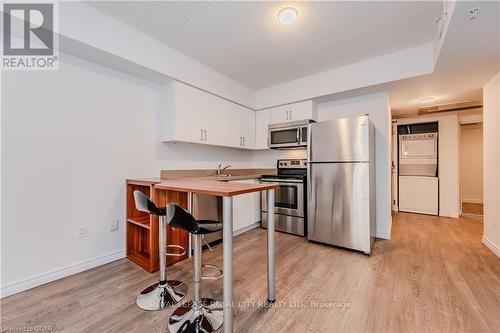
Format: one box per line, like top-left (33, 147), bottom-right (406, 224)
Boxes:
top-left (399, 176), bottom-right (439, 215)
top-left (288, 100), bottom-right (316, 121)
top-left (255, 109), bottom-right (271, 149)
top-left (270, 106), bottom-right (288, 124)
top-left (241, 107), bottom-right (255, 149)
top-left (173, 82), bottom-right (207, 143)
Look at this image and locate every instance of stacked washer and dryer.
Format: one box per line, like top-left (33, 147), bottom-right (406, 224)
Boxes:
top-left (398, 125), bottom-right (439, 216)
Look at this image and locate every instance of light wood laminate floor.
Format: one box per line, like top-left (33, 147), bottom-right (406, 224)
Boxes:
top-left (2, 213), bottom-right (499, 333)
top-left (462, 202), bottom-right (484, 216)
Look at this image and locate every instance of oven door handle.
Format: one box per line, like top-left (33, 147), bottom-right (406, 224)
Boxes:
top-left (261, 179), bottom-right (303, 183)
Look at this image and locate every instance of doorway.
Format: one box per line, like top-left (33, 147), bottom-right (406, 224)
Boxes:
top-left (460, 123), bottom-right (484, 216)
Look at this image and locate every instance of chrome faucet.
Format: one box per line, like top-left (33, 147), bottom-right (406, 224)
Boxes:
top-left (217, 164), bottom-right (232, 176)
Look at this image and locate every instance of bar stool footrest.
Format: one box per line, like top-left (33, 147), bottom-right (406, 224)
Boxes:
top-left (166, 244), bottom-right (186, 257)
top-left (201, 264), bottom-right (223, 280)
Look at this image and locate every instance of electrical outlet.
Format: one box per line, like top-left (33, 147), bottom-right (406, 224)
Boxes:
top-left (110, 219), bottom-right (119, 232)
top-left (76, 225), bottom-right (88, 239)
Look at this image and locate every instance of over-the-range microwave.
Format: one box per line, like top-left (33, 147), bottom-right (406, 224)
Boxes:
top-left (268, 119), bottom-right (315, 149)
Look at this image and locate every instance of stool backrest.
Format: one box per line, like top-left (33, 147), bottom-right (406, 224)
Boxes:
top-left (133, 190), bottom-right (162, 215)
top-left (166, 204), bottom-right (200, 234)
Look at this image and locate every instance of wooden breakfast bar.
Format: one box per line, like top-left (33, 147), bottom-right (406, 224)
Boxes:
top-left (153, 179), bottom-right (279, 333)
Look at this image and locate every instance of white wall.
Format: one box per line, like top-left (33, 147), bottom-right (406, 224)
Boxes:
top-left (0, 53), bottom-right (253, 297)
top-left (251, 149), bottom-right (307, 168)
top-left (482, 71), bottom-right (500, 257)
top-left (460, 124), bottom-right (483, 204)
top-left (56, 2), bottom-right (255, 108)
top-left (255, 44), bottom-right (433, 109)
top-left (396, 114), bottom-right (461, 218)
top-left (315, 92), bottom-right (392, 239)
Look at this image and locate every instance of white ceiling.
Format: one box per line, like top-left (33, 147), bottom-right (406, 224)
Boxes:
top-left (87, 1), bottom-right (442, 89)
top-left (388, 0), bottom-right (500, 115)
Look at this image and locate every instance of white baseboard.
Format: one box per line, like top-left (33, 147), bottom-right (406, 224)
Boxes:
top-left (482, 236), bottom-right (500, 258)
top-left (0, 249), bottom-right (125, 299)
top-left (462, 199), bottom-right (483, 204)
top-left (439, 211), bottom-right (460, 218)
top-left (375, 231), bottom-right (391, 240)
top-left (234, 222), bottom-right (260, 236)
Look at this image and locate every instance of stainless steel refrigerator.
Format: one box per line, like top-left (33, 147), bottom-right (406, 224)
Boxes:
top-left (307, 115), bottom-right (375, 254)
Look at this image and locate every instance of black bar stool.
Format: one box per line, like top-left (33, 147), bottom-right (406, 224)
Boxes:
top-left (133, 191), bottom-right (188, 311)
top-left (166, 204), bottom-right (224, 333)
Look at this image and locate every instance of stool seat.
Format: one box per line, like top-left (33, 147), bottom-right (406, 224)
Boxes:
top-left (166, 204), bottom-right (223, 235)
top-left (195, 220), bottom-right (223, 234)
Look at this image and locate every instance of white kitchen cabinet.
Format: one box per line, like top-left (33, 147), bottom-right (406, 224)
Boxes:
top-left (231, 179), bottom-right (262, 233)
top-left (270, 100), bottom-right (318, 124)
top-left (236, 104), bottom-right (255, 149)
top-left (160, 81), bottom-right (208, 144)
top-left (160, 81), bottom-right (255, 149)
top-left (269, 105), bottom-right (288, 124)
top-left (255, 109), bottom-right (271, 150)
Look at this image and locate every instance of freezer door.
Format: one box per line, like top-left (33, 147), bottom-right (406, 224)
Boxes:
top-left (308, 116), bottom-right (371, 162)
top-left (307, 162), bottom-right (372, 252)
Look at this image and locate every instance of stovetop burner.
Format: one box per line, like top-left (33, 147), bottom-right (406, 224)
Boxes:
top-left (261, 159), bottom-right (307, 180)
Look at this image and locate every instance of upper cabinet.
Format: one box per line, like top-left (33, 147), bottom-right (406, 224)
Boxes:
top-left (270, 100), bottom-right (318, 124)
top-left (255, 109), bottom-right (271, 150)
top-left (160, 81), bottom-right (255, 149)
top-left (159, 81), bottom-right (317, 150)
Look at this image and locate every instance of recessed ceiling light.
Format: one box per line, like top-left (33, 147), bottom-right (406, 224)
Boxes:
top-left (419, 97), bottom-right (436, 104)
top-left (278, 7), bottom-right (298, 25)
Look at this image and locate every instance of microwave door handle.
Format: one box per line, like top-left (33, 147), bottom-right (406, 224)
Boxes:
top-left (296, 128), bottom-right (300, 144)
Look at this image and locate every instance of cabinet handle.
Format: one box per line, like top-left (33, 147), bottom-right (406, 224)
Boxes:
top-left (290, 110), bottom-right (292, 120)
top-left (243, 136), bottom-right (245, 146)
top-left (286, 110), bottom-right (289, 120)
top-left (204, 129), bottom-right (207, 141)
top-left (200, 129), bottom-right (204, 141)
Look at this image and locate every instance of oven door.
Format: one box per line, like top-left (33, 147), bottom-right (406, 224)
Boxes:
top-left (268, 127), bottom-right (301, 148)
top-left (261, 179), bottom-right (304, 217)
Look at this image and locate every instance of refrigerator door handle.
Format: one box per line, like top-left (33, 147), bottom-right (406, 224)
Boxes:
top-left (307, 164), bottom-right (312, 201)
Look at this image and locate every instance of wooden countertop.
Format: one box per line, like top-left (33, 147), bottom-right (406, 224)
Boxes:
top-left (126, 178), bottom-right (162, 186)
top-left (153, 178), bottom-right (278, 196)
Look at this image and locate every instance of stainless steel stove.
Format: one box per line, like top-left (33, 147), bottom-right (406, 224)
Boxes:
top-left (260, 159), bottom-right (307, 236)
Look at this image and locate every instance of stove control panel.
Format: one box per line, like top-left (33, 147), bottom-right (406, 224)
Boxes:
top-left (277, 159), bottom-right (307, 169)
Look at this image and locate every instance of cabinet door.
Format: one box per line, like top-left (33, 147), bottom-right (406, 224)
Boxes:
top-left (270, 106), bottom-right (288, 124)
top-left (207, 93), bottom-right (236, 147)
top-left (240, 106), bottom-right (255, 149)
top-left (255, 109), bottom-right (271, 149)
top-left (174, 82), bottom-right (206, 143)
top-left (289, 100), bottom-right (316, 121)
top-left (231, 179), bottom-right (261, 232)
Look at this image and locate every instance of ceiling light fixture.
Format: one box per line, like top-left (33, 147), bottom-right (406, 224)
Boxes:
top-left (278, 7), bottom-right (298, 25)
top-left (419, 97), bottom-right (436, 104)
